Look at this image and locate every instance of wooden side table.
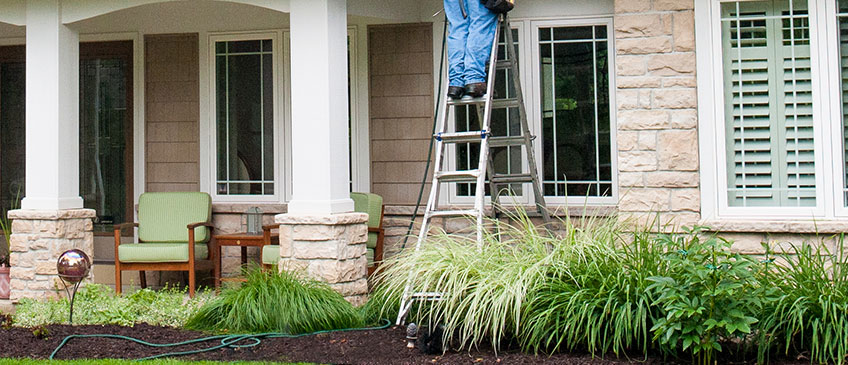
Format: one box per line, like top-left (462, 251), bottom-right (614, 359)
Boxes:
top-left (213, 232), bottom-right (272, 288)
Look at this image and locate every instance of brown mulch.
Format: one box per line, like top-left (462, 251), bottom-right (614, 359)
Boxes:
top-left (0, 323), bottom-right (807, 364)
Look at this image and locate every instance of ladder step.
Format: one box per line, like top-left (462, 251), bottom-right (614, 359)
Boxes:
top-left (435, 170), bottom-right (481, 183)
top-left (409, 292), bottom-right (443, 300)
top-left (447, 97), bottom-right (520, 109)
top-left (491, 173), bottom-right (534, 184)
top-left (428, 209), bottom-right (480, 218)
top-left (496, 59), bottom-right (515, 69)
top-left (435, 131), bottom-right (488, 144)
top-left (489, 135), bottom-right (534, 147)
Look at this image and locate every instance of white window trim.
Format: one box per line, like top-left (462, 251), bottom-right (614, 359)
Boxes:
top-left (446, 17), bottom-right (618, 208)
top-left (204, 31), bottom-right (285, 203)
top-left (696, 0), bottom-right (837, 221)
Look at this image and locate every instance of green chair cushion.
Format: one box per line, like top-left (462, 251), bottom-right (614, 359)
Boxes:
top-left (118, 243), bottom-right (208, 263)
top-left (350, 192), bottom-right (383, 229)
top-left (367, 232), bottom-right (378, 249)
top-left (262, 245), bottom-right (279, 265)
top-left (138, 192), bottom-right (212, 243)
top-left (366, 248), bottom-right (375, 267)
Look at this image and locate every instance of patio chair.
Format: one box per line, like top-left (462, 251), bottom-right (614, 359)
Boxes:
top-left (261, 192), bottom-right (385, 275)
top-left (113, 192), bottom-right (215, 298)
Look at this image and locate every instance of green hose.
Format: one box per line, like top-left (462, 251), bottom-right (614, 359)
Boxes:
top-left (49, 319), bottom-right (392, 361)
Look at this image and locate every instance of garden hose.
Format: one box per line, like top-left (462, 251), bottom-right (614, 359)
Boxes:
top-left (401, 18), bottom-right (448, 250)
top-left (49, 319), bottom-right (392, 361)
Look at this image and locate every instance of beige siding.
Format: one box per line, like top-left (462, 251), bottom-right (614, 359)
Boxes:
top-left (144, 34), bottom-right (200, 192)
top-left (368, 23), bottom-right (434, 205)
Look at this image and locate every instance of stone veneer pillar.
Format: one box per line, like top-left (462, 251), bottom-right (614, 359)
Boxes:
top-left (8, 209), bottom-right (95, 301)
top-left (614, 0), bottom-right (701, 229)
top-left (275, 212), bottom-right (369, 306)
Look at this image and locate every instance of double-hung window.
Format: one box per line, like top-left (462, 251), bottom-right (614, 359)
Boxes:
top-left (697, 0), bottom-right (848, 220)
top-left (211, 33), bottom-right (280, 201)
top-left (449, 18), bottom-right (617, 206)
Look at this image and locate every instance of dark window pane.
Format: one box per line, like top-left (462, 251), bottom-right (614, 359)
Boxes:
top-left (554, 26), bottom-right (594, 41)
top-left (228, 40), bottom-right (261, 53)
top-left (0, 62), bottom-right (25, 212)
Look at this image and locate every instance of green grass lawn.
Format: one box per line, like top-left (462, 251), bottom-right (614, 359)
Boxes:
top-left (0, 360), bottom-right (311, 365)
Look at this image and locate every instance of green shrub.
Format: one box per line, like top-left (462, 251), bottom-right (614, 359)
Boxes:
top-left (520, 228), bottom-right (666, 356)
top-left (756, 237), bottom-right (848, 364)
top-left (185, 267), bottom-right (363, 334)
top-left (13, 283), bottom-right (209, 327)
top-left (373, 212), bottom-right (628, 351)
top-left (647, 228), bottom-right (766, 364)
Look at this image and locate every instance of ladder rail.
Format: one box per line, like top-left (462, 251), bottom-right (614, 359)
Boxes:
top-left (473, 22), bottom-right (502, 248)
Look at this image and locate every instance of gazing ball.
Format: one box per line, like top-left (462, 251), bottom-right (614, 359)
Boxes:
top-left (56, 249), bottom-right (91, 283)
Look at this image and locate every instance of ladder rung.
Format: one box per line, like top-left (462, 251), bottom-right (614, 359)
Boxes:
top-left (496, 60), bottom-right (515, 69)
top-left (435, 170), bottom-right (481, 183)
top-left (410, 292), bottom-right (443, 300)
top-left (428, 209), bottom-right (480, 218)
top-left (489, 135), bottom-right (534, 147)
top-left (435, 131), bottom-right (488, 144)
top-left (447, 97), bottom-right (520, 109)
top-left (491, 173), bottom-right (534, 184)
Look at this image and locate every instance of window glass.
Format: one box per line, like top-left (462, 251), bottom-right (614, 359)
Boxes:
top-left (79, 56), bottom-right (130, 227)
top-left (720, 0), bottom-right (815, 207)
top-left (215, 39), bottom-right (275, 196)
top-left (0, 59), bottom-right (25, 212)
top-left (538, 25), bottom-right (612, 197)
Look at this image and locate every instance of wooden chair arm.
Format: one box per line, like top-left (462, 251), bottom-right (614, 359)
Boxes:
top-left (368, 227), bottom-right (382, 233)
top-left (187, 221), bottom-right (214, 229)
top-left (263, 224), bottom-right (281, 245)
top-left (113, 222), bottom-right (139, 232)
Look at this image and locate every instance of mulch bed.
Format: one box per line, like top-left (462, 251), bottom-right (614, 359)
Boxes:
top-left (0, 321), bottom-right (809, 364)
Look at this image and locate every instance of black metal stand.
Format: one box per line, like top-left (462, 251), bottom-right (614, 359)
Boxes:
top-left (59, 278), bottom-right (83, 324)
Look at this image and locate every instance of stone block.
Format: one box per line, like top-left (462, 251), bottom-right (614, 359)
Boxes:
top-left (654, 0), bottom-right (694, 11)
top-left (340, 243), bottom-right (367, 260)
top-left (619, 188), bottom-right (671, 212)
top-left (644, 171), bottom-right (699, 187)
top-left (618, 151), bottom-right (658, 172)
top-left (344, 294), bottom-right (368, 307)
top-left (670, 109), bottom-right (698, 128)
top-left (616, 55), bottom-right (647, 76)
top-left (9, 252), bottom-right (32, 268)
top-left (617, 131), bottom-right (639, 151)
top-left (725, 233), bottom-right (768, 254)
top-left (672, 11), bottom-right (696, 51)
top-left (618, 77), bottom-right (662, 89)
top-left (615, 0), bottom-right (652, 13)
top-left (637, 131), bottom-right (657, 150)
top-left (10, 267), bottom-right (34, 280)
top-left (618, 110), bottom-right (670, 130)
top-left (329, 278), bottom-right (369, 297)
top-left (647, 54), bottom-right (696, 75)
top-left (344, 224), bottom-right (368, 244)
top-left (292, 225), bottom-right (343, 241)
top-left (615, 14), bottom-right (666, 38)
top-left (658, 129), bottom-right (699, 171)
top-left (670, 188), bottom-right (700, 212)
top-left (293, 240), bottom-right (340, 260)
top-left (653, 89), bottom-right (697, 109)
top-left (617, 37), bottom-right (672, 55)
top-left (11, 220), bottom-right (33, 233)
top-left (619, 172), bottom-right (644, 187)
top-left (8, 235), bottom-right (28, 252)
top-left (663, 77), bottom-right (697, 88)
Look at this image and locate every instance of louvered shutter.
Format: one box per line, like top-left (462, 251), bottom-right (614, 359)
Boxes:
top-left (721, 0), bottom-right (816, 207)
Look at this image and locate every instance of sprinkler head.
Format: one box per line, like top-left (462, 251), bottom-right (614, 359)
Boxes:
top-left (406, 323), bottom-right (418, 349)
top-left (57, 249), bottom-right (91, 283)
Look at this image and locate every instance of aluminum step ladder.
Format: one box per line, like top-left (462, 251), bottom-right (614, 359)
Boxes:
top-left (395, 14), bottom-right (550, 325)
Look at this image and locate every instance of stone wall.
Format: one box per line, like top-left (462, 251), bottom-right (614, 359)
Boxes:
top-left (8, 209), bottom-right (95, 301)
top-left (614, 0), bottom-right (700, 229)
top-left (275, 213), bottom-right (369, 306)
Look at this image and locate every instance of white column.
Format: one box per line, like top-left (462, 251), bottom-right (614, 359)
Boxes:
top-left (22, 0), bottom-right (83, 210)
top-left (287, 0), bottom-right (354, 215)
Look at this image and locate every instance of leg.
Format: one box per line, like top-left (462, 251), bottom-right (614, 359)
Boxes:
top-left (139, 271), bottom-right (147, 289)
top-left (444, 0), bottom-right (470, 88)
top-left (115, 265), bottom-right (122, 295)
top-left (464, 1), bottom-right (498, 86)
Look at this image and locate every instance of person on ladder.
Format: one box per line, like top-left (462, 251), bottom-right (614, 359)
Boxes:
top-left (444, 0), bottom-right (498, 100)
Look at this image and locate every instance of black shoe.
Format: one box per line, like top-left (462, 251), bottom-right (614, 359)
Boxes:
top-left (465, 82), bottom-right (486, 98)
top-left (447, 86), bottom-right (464, 100)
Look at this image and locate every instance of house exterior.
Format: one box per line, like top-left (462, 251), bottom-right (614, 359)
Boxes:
top-left (0, 0), bottom-right (842, 301)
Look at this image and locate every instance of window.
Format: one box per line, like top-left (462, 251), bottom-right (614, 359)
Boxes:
top-left (696, 0), bottom-right (848, 219)
top-left (721, 0), bottom-right (815, 207)
top-left (0, 46), bottom-right (25, 214)
top-left (79, 41), bottom-right (134, 228)
top-left (212, 35), bottom-right (278, 198)
top-left (448, 19), bottom-right (616, 206)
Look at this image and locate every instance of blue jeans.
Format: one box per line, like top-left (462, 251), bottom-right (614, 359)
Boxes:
top-left (444, 0), bottom-right (498, 87)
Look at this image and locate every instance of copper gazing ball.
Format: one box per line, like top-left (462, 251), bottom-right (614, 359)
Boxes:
top-left (57, 249), bottom-right (91, 283)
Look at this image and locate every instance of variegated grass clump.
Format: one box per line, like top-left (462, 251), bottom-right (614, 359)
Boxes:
top-left (373, 210), bottom-right (630, 352)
